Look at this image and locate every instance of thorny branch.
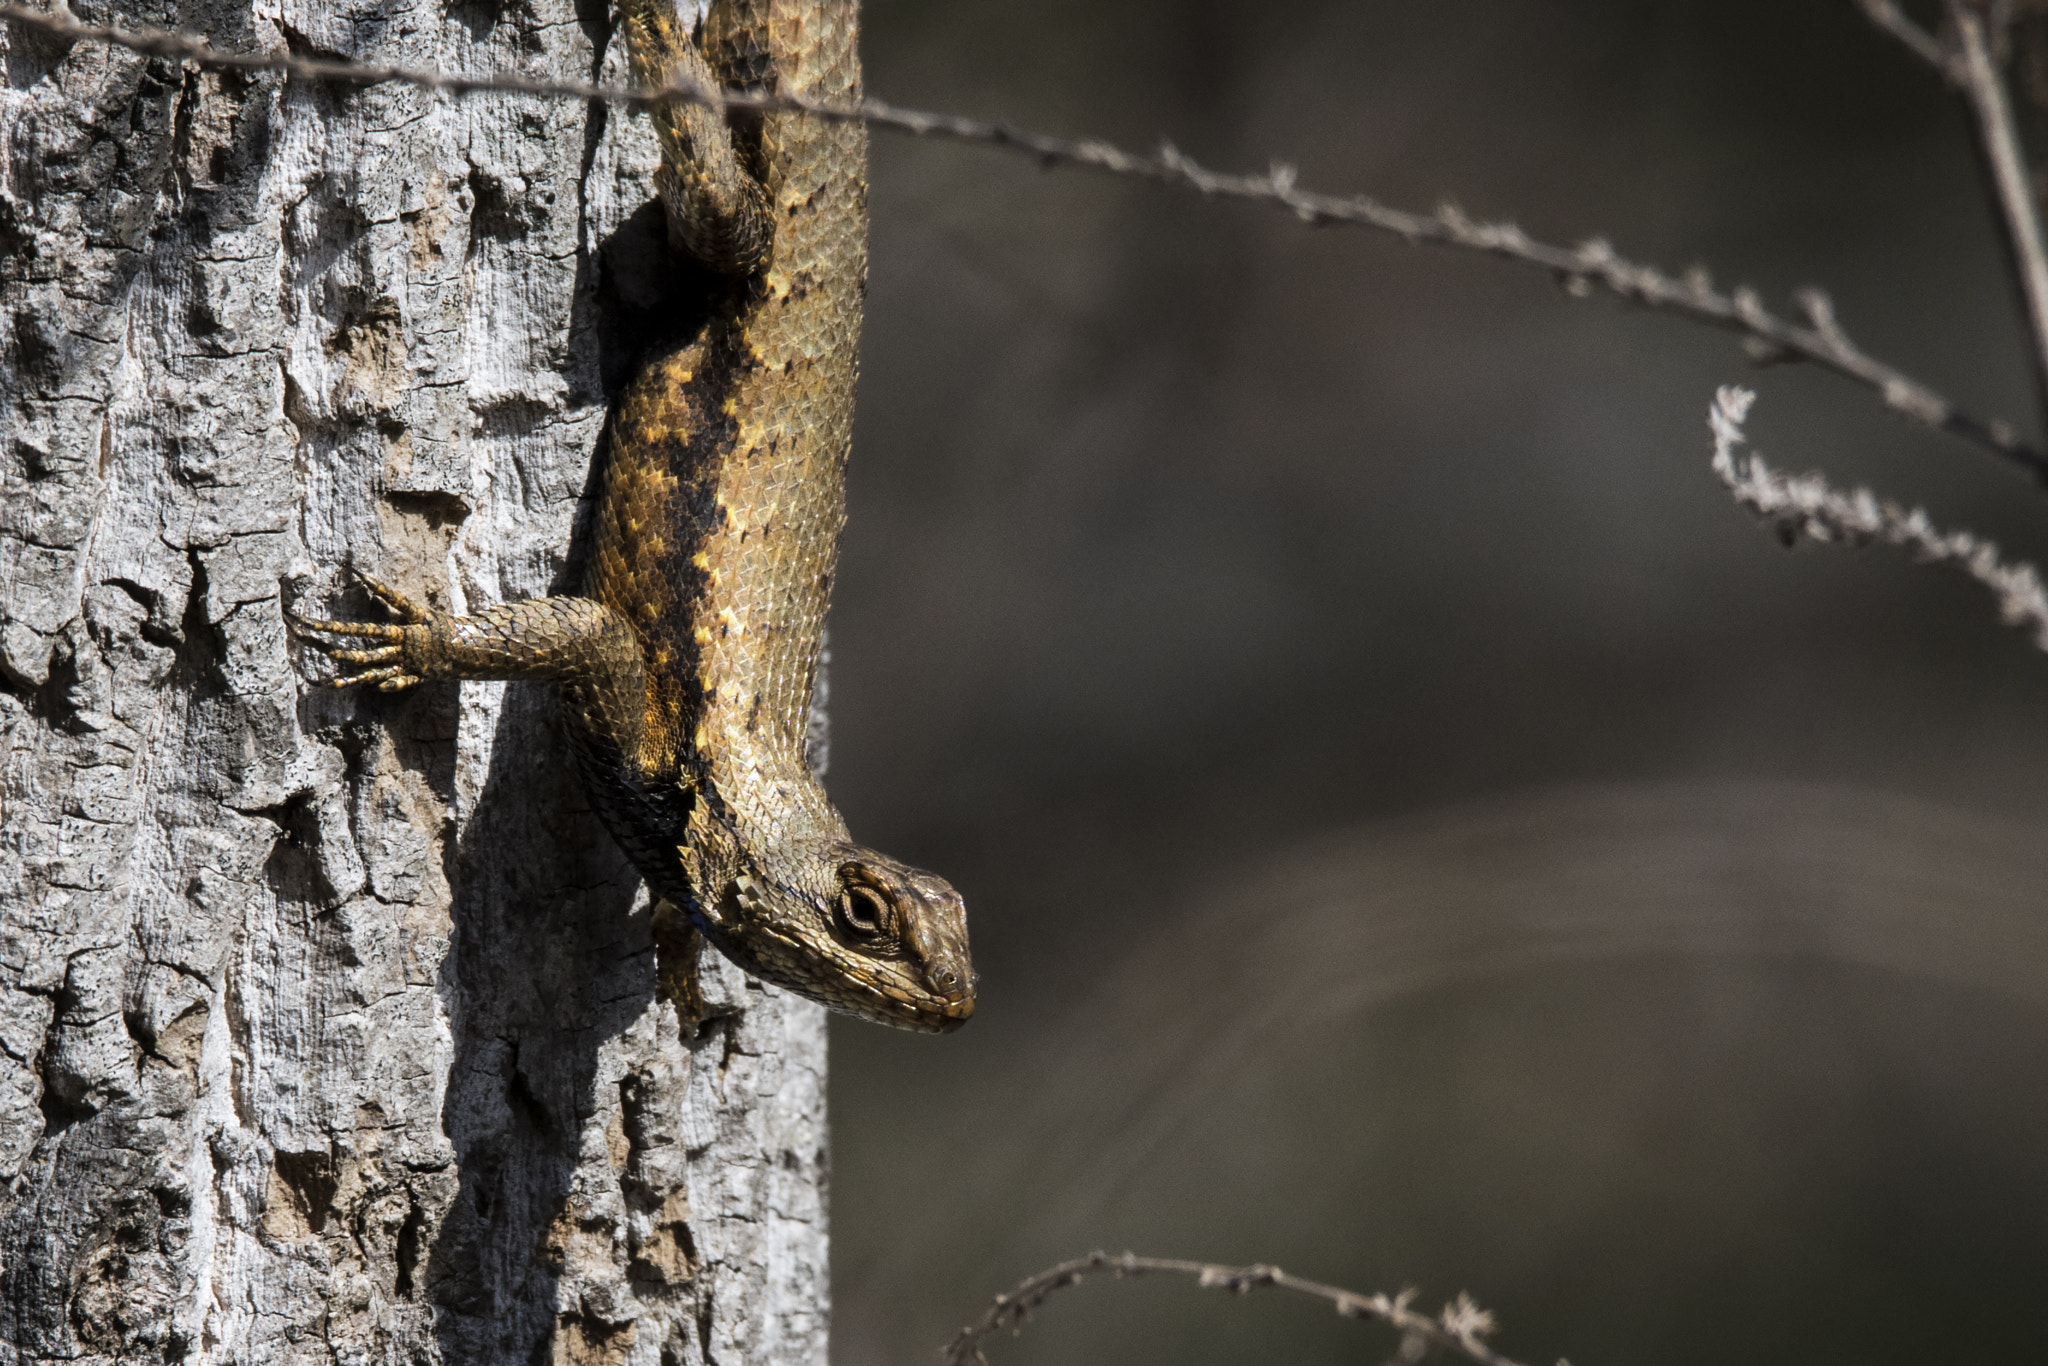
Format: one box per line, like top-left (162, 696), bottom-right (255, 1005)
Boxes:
top-left (2, 1), bottom-right (2042, 481)
top-left (942, 1251), bottom-right (1536, 1366)
top-left (1710, 386), bottom-right (2048, 648)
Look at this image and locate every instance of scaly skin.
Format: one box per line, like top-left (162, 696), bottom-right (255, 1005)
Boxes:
top-left (291, 0), bottom-right (974, 1033)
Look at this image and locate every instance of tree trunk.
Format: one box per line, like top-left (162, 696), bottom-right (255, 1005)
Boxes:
top-left (0, 1), bottom-right (830, 1362)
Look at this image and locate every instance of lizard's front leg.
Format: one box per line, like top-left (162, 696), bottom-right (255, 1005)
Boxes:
top-left (289, 571), bottom-right (643, 695)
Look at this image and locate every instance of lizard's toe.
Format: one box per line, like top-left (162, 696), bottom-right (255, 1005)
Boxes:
top-left (322, 664), bottom-right (418, 691)
top-left (327, 644), bottom-right (405, 666)
top-left (348, 568), bottom-right (431, 624)
top-left (288, 611), bottom-right (407, 642)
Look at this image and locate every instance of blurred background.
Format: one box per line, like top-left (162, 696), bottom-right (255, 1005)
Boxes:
top-left (818, 0), bottom-right (2048, 1362)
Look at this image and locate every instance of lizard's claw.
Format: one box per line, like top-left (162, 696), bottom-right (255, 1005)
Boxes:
top-left (350, 567), bottom-right (432, 624)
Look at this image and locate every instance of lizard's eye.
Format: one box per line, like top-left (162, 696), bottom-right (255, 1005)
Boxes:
top-left (834, 882), bottom-right (897, 943)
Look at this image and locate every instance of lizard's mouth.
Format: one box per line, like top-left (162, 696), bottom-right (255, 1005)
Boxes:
top-left (883, 946), bottom-right (977, 1029)
top-left (822, 980), bottom-right (976, 1033)
top-left (844, 965), bottom-right (977, 1033)
top-left (892, 997), bottom-right (973, 1034)
top-left (699, 916), bottom-right (977, 1031)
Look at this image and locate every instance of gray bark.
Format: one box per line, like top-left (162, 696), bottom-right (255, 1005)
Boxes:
top-left (0, 1), bottom-right (830, 1362)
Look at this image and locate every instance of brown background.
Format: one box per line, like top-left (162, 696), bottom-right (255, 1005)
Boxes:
top-left (818, 1), bottom-right (2048, 1362)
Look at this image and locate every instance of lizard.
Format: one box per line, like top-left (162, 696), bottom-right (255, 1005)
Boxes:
top-left (288, 0), bottom-right (975, 1033)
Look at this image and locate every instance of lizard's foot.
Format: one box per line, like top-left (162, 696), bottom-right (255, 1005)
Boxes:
top-left (288, 569), bottom-right (436, 692)
top-left (653, 899), bottom-right (713, 1037)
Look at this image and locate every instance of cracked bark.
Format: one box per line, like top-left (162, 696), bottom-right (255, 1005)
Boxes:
top-left (0, 1), bottom-right (830, 1363)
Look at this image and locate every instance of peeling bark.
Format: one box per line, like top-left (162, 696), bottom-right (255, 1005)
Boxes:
top-left (0, 1), bottom-right (829, 1362)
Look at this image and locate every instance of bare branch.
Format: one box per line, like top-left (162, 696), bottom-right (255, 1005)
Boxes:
top-left (1853, 0), bottom-right (1961, 79)
top-left (942, 1251), bottom-right (1537, 1366)
top-left (1948, 0), bottom-right (2048, 416)
top-left (2, 1), bottom-right (2040, 479)
top-left (0, 0), bottom-right (720, 104)
top-left (1710, 386), bottom-right (2048, 648)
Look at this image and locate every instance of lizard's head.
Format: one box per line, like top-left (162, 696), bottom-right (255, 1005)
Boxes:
top-left (702, 846), bottom-right (976, 1033)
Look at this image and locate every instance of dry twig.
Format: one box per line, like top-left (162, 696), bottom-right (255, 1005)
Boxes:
top-left (1854, 0), bottom-right (1959, 78)
top-left (2, 1), bottom-right (2041, 480)
top-left (1709, 385), bottom-right (2048, 648)
top-left (942, 1251), bottom-right (1537, 1366)
top-left (1944, 0), bottom-right (2048, 413)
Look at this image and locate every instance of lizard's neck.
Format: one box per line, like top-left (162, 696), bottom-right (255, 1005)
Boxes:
top-left (702, 732), bottom-right (846, 865)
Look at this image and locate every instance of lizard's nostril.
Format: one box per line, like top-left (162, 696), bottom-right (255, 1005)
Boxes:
top-left (927, 964), bottom-right (969, 1001)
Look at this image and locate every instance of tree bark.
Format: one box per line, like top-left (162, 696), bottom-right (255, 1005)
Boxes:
top-left (0, 1), bottom-right (830, 1362)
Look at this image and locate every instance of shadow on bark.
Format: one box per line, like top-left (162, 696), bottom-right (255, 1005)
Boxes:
top-left (425, 676), bottom-right (651, 1363)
